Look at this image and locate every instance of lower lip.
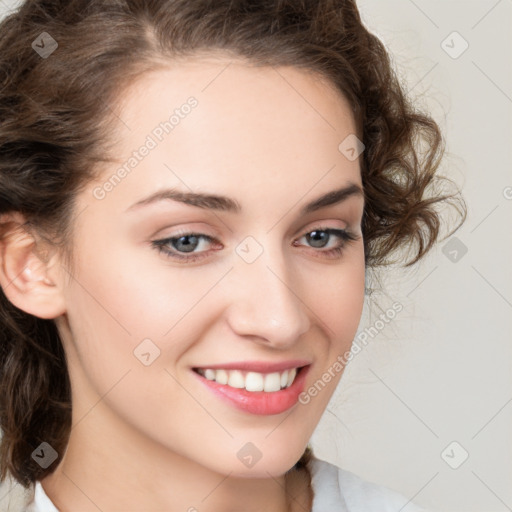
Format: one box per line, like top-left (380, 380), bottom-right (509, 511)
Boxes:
top-left (192, 366), bottom-right (310, 415)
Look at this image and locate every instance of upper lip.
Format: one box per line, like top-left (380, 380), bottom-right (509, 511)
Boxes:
top-left (193, 360), bottom-right (311, 373)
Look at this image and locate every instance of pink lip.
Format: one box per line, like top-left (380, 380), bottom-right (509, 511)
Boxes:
top-left (192, 364), bottom-right (311, 415)
top-left (193, 359), bottom-right (311, 374)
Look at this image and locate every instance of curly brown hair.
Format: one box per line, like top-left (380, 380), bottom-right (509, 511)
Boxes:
top-left (0, 0), bottom-right (465, 491)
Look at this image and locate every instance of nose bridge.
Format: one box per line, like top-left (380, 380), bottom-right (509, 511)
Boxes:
top-left (226, 237), bottom-right (311, 346)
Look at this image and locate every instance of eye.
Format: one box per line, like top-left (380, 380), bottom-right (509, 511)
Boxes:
top-left (294, 227), bottom-right (360, 259)
top-left (151, 227), bottom-right (360, 263)
top-left (151, 231), bottom-right (218, 262)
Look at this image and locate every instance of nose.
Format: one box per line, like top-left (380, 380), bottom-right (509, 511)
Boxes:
top-left (225, 245), bottom-right (311, 349)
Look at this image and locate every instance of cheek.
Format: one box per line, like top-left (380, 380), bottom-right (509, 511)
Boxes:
top-left (61, 259), bottom-right (212, 447)
top-left (65, 242), bottom-right (213, 343)
top-left (312, 248), bottom-right (366, 346)
top-left (60, 240), bottom-right (229, 418)
top-left (299, 250), bottom-right (365, 406)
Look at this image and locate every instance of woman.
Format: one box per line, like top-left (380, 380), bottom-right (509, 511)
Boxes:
top-left (0, 0), bottom-right (465, 510)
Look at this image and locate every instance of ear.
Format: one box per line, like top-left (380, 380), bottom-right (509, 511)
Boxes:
top-left (0, 212), bottom-right (66, 319)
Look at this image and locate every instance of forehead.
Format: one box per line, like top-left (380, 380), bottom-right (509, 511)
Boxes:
top-left (114, 53), bottom-right (358, 155)
top-left (85, 55), bottom-right (362, 217)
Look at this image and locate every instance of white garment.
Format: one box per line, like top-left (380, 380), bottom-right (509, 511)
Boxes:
top-left (2, 456), bottom-right (427, 511)
top-left (25, 481), bottom-right (58, 512)
top-left (309, 457), bottom-right (428, 511)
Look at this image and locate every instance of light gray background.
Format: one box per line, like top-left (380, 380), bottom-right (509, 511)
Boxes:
top-left (0, 1), bottom-right (510, 511)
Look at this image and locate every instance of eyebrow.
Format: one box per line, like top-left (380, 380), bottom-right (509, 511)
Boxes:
top-left (126, 182), bottom-right (364, 216)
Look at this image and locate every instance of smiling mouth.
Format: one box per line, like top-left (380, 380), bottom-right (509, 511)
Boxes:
top-left (192, 366), bottom-right (307, 393)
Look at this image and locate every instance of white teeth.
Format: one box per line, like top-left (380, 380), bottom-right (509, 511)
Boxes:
top-left (245, 372), bottom-right (264, 392)
top-left (227, 370), bottom-right (245, 389)
top-left (196, 367), bottom-right (300, 392)
top-left (215, 369), bottom-right (228, 385)
top-left (264, 372), bottom-right (281, 392)
top-left (204, 369), bottom-right (216, 380)
top-left (287, 368), bottom-right (296, 387)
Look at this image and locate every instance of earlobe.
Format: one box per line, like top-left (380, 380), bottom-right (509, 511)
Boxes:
top-left (0, 212), bottom-right (66, 319)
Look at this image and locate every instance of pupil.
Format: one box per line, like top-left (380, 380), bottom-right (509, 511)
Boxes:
top-left (175, 235), bottom-right (198, 253)
top-left (308, 230), bottom-right (327, 248)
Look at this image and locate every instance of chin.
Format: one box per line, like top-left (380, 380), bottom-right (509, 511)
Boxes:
top-left (239, 450), bottom-right (306, 479)
top-left (196, 445), bottom-right (302, 480)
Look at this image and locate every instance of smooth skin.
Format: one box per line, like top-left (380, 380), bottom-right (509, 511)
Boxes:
top-left (0, 55), bottom-right (366, 511)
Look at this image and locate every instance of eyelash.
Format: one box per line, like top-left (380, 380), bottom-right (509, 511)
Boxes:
top-left (151, 227), bottom-right (359, 263)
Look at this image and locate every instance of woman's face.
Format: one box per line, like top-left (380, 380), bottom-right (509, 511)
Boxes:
top-left (55, 55), bottom-right (366, 478)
